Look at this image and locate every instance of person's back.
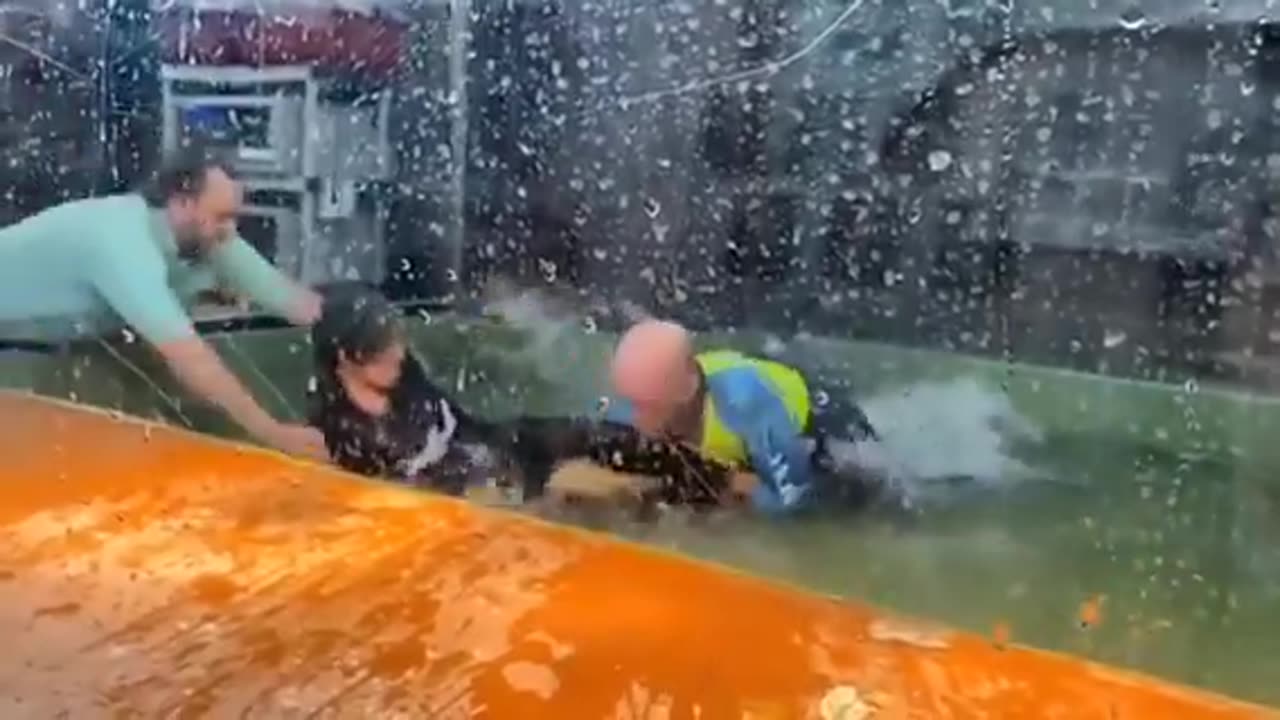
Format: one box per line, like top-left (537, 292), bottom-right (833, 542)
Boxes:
top-left (0, 194), bottom-right (163, 341)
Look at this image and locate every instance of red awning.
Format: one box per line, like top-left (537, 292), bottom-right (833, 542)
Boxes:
top-left (156, 1), bottom-right (411, 79)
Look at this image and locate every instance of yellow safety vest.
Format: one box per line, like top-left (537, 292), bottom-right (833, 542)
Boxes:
top-left (695, 350), bottom-right (810, 467)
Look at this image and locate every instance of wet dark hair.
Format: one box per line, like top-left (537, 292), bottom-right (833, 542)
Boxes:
top-left (140, 145), bottom-right (238, 208)
top-left (312, 283), bottom-right (404, 376)
top-left (309, 283), bottom-right (426, 478)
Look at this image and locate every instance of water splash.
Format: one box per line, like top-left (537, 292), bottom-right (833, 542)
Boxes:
top-left (479, 283), bottom-right (1043, 509)
top-left (833, 377), bottom-right (1043, 503)
top-left (480, 282), bottom-right (599, 389)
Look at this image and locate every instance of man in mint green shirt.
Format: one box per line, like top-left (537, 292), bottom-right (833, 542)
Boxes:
top-left (0, 148), bottom-right (326, 459)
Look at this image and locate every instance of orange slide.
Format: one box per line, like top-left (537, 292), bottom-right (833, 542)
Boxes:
top-left (0, 391), bottom-right (1273, 719)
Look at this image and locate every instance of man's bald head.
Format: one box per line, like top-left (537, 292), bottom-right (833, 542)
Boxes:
top-left (610, 319), bottom-right (698, 435)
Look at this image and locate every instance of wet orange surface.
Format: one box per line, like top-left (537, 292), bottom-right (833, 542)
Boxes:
top-left (0, 391), bottom-right (1274, 719)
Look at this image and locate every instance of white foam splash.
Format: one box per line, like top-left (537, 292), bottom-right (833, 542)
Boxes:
top-left (482, 286), bottom-right (585, 383)
top-left (831, 377), bottom-right (1043, 501)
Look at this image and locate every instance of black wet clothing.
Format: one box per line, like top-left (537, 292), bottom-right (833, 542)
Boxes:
top-left (310, 351), bottom-right (737, 507)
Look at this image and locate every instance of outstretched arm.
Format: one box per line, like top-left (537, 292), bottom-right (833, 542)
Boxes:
top-left (88, 246), bottom-right (324, 458)
top-left (209, 237), bottom-right (322, 326)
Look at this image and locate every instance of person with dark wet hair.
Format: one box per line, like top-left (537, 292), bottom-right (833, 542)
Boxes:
top-left (309, 284), bottom-right (746, 510)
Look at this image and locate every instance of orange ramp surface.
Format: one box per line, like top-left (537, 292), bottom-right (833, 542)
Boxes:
top-left (0, 391), bottom-right (1274, 719)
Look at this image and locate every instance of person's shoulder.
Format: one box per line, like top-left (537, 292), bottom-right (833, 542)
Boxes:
top-left (46, 193), bottom-right (145, 242)
top-left (1, 194), bottom-right (157, 271)
top-left (46, 193), bottom-right (146, 224)
top-left (82, 193), bottom-right (145, 211)
top-left (392, 353), bottom-right (447, 406)
top-left (705, 361), bottom-right (777, 410)
top-left (82, 194), bottom-right (163, 257)
top-left (87, 193), bottom-right (151, 232)
top-left (3, 194), bottom-right (134, 239)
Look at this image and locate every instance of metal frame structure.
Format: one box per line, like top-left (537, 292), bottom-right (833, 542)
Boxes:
top-left (160, 63), bottom-right (395, 288)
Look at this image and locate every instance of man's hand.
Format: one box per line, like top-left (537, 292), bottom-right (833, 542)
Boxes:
top-left (289, 288), bottom-right (323, 326)
top-left (726, 470), bottom-right (761, 504)
top-left (256, 422), bottom-right (328, 460)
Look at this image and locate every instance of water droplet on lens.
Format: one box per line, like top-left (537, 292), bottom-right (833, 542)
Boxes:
top-left (927, 149), bottom-right (953, 172)
top-left (1103, 329), bottom-right (1128, 349)
top-left (1118, 7), bottom-right (1147, 30)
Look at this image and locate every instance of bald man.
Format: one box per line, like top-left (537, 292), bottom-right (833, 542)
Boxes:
top-left (604, 320), bottom-right (878, 515)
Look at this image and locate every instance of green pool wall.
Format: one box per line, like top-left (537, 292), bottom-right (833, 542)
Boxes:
top-left (3, 314), bottom-right (1279, 474)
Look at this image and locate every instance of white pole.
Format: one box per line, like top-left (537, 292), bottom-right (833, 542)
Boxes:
top-left (445, 0), bottom-right (469, 301)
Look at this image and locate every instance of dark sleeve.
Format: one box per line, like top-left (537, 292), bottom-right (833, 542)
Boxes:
top-left (581, 422), bottom-right (732, 507)
top-left (383, 354), bottom-right (499, 482)
top-left (324, 412), bottom-right (396, 477)
top-left (503, 416), bottom-right (732, 507)
top-left (398, 354), bottom-right (492, 438)
top-left (473, 415), bottom-right (596, 500)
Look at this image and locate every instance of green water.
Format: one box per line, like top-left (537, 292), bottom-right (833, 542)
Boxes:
top-left (3, 319), bottom-right (1279, 706)
top-left (626, 435), bottom-right (1280, 703)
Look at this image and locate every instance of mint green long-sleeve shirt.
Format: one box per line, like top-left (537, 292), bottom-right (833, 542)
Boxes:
top-left (0, 193), bottom-right (299, 344)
